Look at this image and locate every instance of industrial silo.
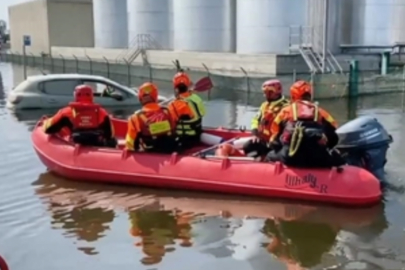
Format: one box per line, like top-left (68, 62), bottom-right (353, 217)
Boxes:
top-left (350, 0), bottom-right (392, 46)
top-left (306, 0), bottom-right (350, 53)
top-left (173, 0), bottom-right (236, 52)
top-left (93, 0), bottom-right (128, 48)
top-left (391, 0), bottom-right (405, 44)
top-left (127, 0), bottom-right (172, 49)
top-left (236, 0), bottom-right (305, 54)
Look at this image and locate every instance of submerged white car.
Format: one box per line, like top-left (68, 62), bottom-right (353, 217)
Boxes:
top-left (6, 74), bottom-right (167, 110)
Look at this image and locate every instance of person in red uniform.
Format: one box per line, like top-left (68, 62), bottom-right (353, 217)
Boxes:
top-left (43, 84), bottom-right (117, 147)
top-left (125, 82), bottom-right (179, 153)
top-left (242, 79), bottom-right (289, 158)
top-left (266, 80), bottom-right (345, 168)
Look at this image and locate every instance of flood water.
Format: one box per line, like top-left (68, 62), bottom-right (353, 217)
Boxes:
top-left (2, 62), bottom-right (405, 270)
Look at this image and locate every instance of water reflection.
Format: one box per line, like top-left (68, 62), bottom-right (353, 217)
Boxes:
top-left (33, 172), bottom-right (386, 269)
top-left (263, 218), bottom-right (337, 269)
top-left (33, 174), bottom-right (115, 255)
top-left (129, 208), bottom-right (194, 265)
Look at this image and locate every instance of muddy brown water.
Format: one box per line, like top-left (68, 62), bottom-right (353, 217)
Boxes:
top-left (2, 63), bottom-right (405, 270)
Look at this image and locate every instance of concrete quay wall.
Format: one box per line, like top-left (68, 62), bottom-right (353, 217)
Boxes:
top-left (50, 47), bottom-right (279, 75)
top-left (50, 46), bottom-right (383, 75)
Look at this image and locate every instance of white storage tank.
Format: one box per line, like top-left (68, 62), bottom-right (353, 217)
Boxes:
top-left (306, 0), bottom-right (350, 53)
top-left (236, 0), bottom-right (305, 54)
top-left (350, 0), bottom-right (392, 46)
top-left (93, 0), bottom-right (128, 48)
top-left (173, 0), bottom-right (236, 52)
top-left (391, 0), bottom-right (405, 44)
top-left (127, 0), bottom-right (172, 49)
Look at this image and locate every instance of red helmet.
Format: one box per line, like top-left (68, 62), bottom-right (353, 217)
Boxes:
top-left (173, 72), bottom-right (191, 88)
top-left (290, 80), bottom-right (312, 101)
top-left (138, 82), bottom-right (158, 104)
top-left (262, 79), bottom-right (282, 100)
top-left (74, 85), bottom-right (93, 103)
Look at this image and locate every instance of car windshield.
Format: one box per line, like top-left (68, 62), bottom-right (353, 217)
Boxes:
top-left (13, 80), bottom-right (32, 93)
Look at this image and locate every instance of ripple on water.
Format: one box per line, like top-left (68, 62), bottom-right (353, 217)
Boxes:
top-left (0, 185), bottom-right (48, 240)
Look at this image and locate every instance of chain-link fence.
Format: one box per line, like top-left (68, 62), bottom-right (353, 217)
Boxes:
top-left (1, 51), bottom-right (404, 100)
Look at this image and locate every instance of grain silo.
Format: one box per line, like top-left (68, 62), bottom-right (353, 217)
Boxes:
top-left (173, 0), bottom-right (236, 52)
top-left (350, 0), bottom-right (392, 46)
top-left (391, 0), bottom-right (405, 44)
top-left (306, 0), bottom-right (351, 53)
top-left (127, 0), bottom-right (172, 49)
top-left (236, 0), bottom-right (305, 54)
top-left (93, 0), bottom-right (128, 48)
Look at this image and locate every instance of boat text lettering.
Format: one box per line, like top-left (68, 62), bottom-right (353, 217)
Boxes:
top-left (285, 174), bottom-right (328, 194)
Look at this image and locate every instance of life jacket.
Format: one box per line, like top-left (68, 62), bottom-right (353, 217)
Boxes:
top-left (176, 93), bottom-right (204, 137)
top-left (280, 101), bottom-right (324, 156)
top-left (258, 98), bottom-right (289, 140)
top-left (69, 102), bottom-right (102, 131)
top-left (136, 107), bottom-right (176, 150)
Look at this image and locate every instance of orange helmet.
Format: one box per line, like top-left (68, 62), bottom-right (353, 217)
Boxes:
top-left (262, 79), bottom-right (282, 100)
top-left (173, 72), bottom-right (191, 88)
top-left (138, 82), bottom-right (158, 103)
top-left (74, 85), bottom-right (93, 103)
top-left (290, 80), bottom-right (312, 101)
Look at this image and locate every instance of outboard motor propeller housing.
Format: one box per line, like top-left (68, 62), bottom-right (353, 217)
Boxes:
top-left (336, 116), bottom-right (393, 178)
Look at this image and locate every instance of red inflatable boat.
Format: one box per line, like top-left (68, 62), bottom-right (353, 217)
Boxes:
top-left (31, 117), bottom-right (382, 206)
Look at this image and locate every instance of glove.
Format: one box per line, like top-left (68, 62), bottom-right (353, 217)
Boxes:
top-left (251, 128), bottom-right (259, 136)
top-left (252, 136), bottom-right (261, 143)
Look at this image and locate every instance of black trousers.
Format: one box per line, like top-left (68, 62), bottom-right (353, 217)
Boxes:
top-left (72, 132), bottom-right (117, 148)
top-left (242, 139), bottom-right (271, 158)
top-left (265, 144), bottom-right (346, 168)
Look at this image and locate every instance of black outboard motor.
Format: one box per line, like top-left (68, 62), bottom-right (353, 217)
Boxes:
top-left (336, 116), bottom-right (393, 178)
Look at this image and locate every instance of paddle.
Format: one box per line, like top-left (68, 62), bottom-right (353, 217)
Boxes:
top-left (160, 59), bottom-right (213, 104)
top-left (193, 76), bottom-right (213, 92)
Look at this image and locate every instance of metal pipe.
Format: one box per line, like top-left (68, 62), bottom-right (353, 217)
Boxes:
top-left (322, 0), bottom-right (329, 73)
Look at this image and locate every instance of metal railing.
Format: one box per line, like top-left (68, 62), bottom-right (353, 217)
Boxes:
top-left (1, 51), bottom-right (351, 99)
top-left (289, 25), bottom-right (343, 74)
top-left (116, 34), bottom-right (164, 64)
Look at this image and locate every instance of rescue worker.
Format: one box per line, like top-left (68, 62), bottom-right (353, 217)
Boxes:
top-left (267, 80), bottom-right (345, 168)
top-left (43, 84), bottom-right (117, 147)
top-left (168, 72), bottom-right (206, 149)
top-left (243, 79), bottom-right (289, 158)
top-left (125, 82), bottom-right (179, 153)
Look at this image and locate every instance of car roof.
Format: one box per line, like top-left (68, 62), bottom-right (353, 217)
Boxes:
top-left (26, 73), bottom-right (113, 82)
top-left (26, 74), bottom-right (137, 95)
